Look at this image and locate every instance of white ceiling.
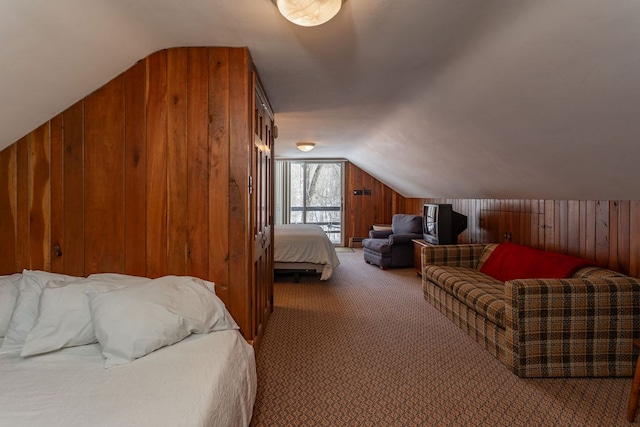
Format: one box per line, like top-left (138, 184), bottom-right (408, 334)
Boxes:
top-left (1, 0), bottom-right (639, 199)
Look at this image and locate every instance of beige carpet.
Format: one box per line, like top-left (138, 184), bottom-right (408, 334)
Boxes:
top-left (334, 247), bottom-right (354, 253)
top-left (251, 249), bottom-right (634, 426)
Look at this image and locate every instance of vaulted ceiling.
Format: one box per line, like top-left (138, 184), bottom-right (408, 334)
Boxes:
top-left (1, 0), bottom-right (639, 199)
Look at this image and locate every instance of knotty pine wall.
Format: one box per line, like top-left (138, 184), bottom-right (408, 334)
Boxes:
top-left (340, 170), bottom-right (640, 278)
top-left (403, 199), bottom-right (640, 278)
top-left (343, 162), bottom-right (405, 245)
top-left (0, 47), bottom-right (261, 337)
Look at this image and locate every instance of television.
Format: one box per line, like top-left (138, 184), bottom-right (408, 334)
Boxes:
top-left (422, 204), bottom-right (468, 245)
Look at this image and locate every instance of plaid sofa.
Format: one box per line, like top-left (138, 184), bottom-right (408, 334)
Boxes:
top-left (421, 244), bottom-right (640, 377)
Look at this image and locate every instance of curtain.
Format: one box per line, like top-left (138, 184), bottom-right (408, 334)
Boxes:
top-left (275, 160), bottom-right (291, 224)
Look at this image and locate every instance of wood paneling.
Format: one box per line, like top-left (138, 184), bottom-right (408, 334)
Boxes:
top-left (404, 198), bottom-right (640, 277)
top-left (50, 115), bottom-right (64, 273)
top-left (617, 201), bottom-right (631, 274)
top-left (343, 163), bottom-right (400, 244)
top-left (167, 48), bottom-right (189, 276)
top-left (186, 47), bottom-right (210, 280)
top-left (337, 166), bottom-right (638, 277)
top-left (207, 47), bottom-right (231, 302)
top-left (0, 47), bottom-right (273, 344)
top-left (124, 61), bottom-right (147, 277)
top-left (228, 47), bottom-right (251, 334)
top-left (63, 101), bottom-right (85, 276)
top-left (145, 50), bottom-right (169, 278)
top-left (15, 137), bottom-right (29, 270)
top-left (84, 77), bottom-right (125, 275)
top-left (0, 144), bottom-right (16, 272)
top-left (28, 124), bottom-right (50, 271)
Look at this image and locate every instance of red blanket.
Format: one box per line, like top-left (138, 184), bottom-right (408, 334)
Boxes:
top-left (479, 242), bottom-right (596, 282)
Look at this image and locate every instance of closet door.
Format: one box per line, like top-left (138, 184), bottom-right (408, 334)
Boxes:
top-left (251, 76), bottom-right (274, 348)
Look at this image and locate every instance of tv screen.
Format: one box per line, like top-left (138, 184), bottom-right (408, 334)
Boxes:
top-left (423, 204), bottom-right (468, 245)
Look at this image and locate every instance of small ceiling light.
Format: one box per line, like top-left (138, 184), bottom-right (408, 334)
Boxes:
top-left (296, 142), bottom-right (316, 152)
top-left (277, 0), bottom-right (342, 27)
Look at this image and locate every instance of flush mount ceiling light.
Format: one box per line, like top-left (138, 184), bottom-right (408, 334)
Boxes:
top-left (296, 142), bottom-right (316, 152)
top-left (276, 0), bottom-right (342, 27)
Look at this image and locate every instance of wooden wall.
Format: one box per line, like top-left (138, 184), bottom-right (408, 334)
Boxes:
top-left (0, 47), bottom-right (263, 339)
top-left (311, 163), bottom-right (640, 278)
top-left (404, 198), bottom-right (640, 278)
top-left (343, 162), bottom-right (406, 244)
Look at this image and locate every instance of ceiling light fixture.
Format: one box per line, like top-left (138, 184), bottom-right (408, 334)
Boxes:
top-left (276, 0), bottom-right (342, 27)
top-left (296, 142), bottom-right (316, 152)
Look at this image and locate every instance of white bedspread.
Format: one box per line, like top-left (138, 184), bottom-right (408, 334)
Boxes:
top-left (274, 224), bottom-right (340, 280)
top-left (0, 330), bottom-right (256, 427)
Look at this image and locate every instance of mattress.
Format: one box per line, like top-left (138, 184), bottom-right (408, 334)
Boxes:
top-left (0, 330), bottom-right (256, 427)
top-left (274, 224), bottom-right (340, 280)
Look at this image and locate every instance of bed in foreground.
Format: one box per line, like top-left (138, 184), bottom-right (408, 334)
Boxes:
top-left (274, 224), bottom-right (340, 281)
top-left (0, 271), bottom-right (257, 427)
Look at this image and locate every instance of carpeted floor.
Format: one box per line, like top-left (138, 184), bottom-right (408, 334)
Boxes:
top-left (334, 247), bottom-right (354, 253)
top-left (251, 249), bottom-right (634, 426)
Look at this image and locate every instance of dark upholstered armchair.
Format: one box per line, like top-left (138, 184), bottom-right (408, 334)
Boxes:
top-left (362, 214), bottom-right (422, 269)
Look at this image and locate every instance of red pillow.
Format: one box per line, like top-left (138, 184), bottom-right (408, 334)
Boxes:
top-left (479, 242), bottom-right (596, 282)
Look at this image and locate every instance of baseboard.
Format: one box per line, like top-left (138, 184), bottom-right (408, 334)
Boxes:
top-left (348, 237), bottom-right (364, 248)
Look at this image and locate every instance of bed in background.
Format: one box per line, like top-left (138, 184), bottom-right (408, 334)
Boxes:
top-left (0, 271), bottom-right (256, 427)
top-left (274, 224), bottom-right (340, 281)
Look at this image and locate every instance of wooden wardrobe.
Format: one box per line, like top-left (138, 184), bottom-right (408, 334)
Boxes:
top-left (0, 47), bottom-right (274, 349)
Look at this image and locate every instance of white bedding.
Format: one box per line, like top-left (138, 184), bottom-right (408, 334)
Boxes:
top-left (274, 224), bottom-right (340, 280)
top-left (0, 330), bottom-right (256, 427)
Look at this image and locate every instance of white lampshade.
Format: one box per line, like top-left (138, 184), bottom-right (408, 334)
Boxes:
top-left (296, 142), bottom-right (316, 152)
top-left (276, 0), bottom-right (342, 27)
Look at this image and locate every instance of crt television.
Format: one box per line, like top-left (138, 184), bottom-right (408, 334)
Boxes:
top-left (422, 204), bottom-right (468, 245)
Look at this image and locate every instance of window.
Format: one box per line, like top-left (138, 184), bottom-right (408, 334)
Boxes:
top-left (275, 160), bottom-right (344, 245)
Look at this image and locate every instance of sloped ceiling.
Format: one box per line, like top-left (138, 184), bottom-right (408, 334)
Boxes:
top-left (1, 0), bottom-right (639, 199)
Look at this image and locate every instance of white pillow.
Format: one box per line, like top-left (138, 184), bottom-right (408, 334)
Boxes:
top-left (0, 274), bottom-right (22, 337)
top-left (86, 275), bottom-right (238, 367)
top-left (87, 273), bottom-right (154, 285)
top-left (88, 272), bottom-right (216, 294)
top-left (0, 270), bottom-right (80, 354)
top-left (20, 278), bottom-right (139, 357)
